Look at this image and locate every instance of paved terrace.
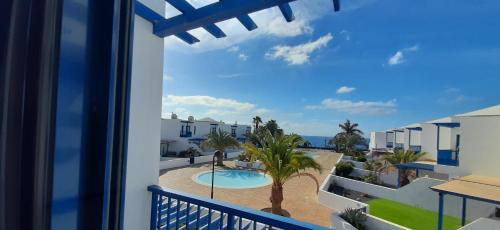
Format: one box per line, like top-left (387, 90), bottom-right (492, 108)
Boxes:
top-left (159, 150), bottom-right (341, 227)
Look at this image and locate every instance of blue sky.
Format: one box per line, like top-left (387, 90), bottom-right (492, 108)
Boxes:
top-left (161, 0), bottom-right (500, 136)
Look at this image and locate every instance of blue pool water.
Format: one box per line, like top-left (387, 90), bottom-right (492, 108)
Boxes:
top-left (195, 170), bottom-right (272, 189)
top-left (305, 152), bottom-right (319, 159)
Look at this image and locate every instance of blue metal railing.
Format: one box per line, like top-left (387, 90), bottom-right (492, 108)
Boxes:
top-left (180, 131), bottom-right (192, 138)
top-left (148, 185), bottom-right (329, 230)
top-left (395, 143), bottom-right (404, 150)
top-left (386, 142), bottom-right (393, 148)
top-left (437, 149), bottom-right (459, 166)
top-left (409, 145), bottom-right (421, 153)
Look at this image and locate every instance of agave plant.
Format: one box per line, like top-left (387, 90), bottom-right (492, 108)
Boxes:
top-left (203, 129), bottom-right (240, 166)
top-left (244, 130), bottom-right (322, 215)
top-left (384, 149), bottom-right (426, 186)
top-left (339, 208), bottom-right (367, 230)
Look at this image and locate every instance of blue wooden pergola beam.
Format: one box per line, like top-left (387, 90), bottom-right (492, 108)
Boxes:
top-left (135, 1), bottom-right (199, 44)
top-left (237, 15), bottom-right (258, 31)
top-left (278, 3), bottom-right (295, 22)
top-left (154, 0), bottom-right (299, 37)
top-left (166, 0), bottom-right (226, 38)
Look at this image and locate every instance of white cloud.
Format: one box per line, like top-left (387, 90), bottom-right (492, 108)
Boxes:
top-left (227, 46), bottom-right (239, 52)
top-left (340, 30), bottom-right (351, 41)
top-left (163, 74), bottom-right (174, 81)
top-left (164, 95), bottom-right (255, 111)
top-left (238, 53), bottom-right (249, 61)
top-left (306, 98), bottom-right (397, 115)
top-left (265, 33), bottom-right (333, 65)
top-left (162, 94), bottom-right (273, 125)
top-left (216, 73), bottom-right (246, 79)
top-left (438, 88), bottom-right (481, 105)
top-left (336, 86), bottom-right (356, 94)
top-left (387, 44), bottom-right (419, 66)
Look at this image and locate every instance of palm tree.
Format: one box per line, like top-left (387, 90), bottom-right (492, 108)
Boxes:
top-left (264, 119), bottom-right (283, 137)
top-left (252, 116), bottom-right (262, 132)
top-left (384, 149), bottom-right (426, 186)
top-left (203, 129), bottom-right (240, 166)
top-left (339, 119), bottom-right (363, 136)
top-left (244, 131), bottom-right (322, 215)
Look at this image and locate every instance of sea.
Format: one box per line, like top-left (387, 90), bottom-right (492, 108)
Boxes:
top-left (301, 136), bottom-right (334, 148)
top-left (301, 135), bottom-right (370, 150)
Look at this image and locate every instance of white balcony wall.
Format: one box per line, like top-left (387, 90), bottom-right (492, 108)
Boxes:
top-left (458, 115), bottom-right (500, 177)
top-left (421, 123), bottom-right (438, 160)
top-left (395, 131), bottom-right (405, 145)
top-left (369, 132), bottom-right (387, 150)
top-left (404, 129), bottom-right (421, 150)
top-left (123, 0), bottom-right (164, 229)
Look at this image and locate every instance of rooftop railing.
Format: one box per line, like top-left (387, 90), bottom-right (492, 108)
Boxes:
top-left (148, 185), bottom-right (329, 230)
top-left (437, 149), bottom-right (459, 166)
top-left (409, 145), bottom-right (422, 153)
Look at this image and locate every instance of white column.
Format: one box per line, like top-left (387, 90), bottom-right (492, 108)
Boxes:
top-left (123, 0), bottom-right (164, 229)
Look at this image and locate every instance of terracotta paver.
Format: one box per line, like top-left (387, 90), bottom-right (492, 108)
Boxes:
top-left (159, 150), bottom-right (340, 227)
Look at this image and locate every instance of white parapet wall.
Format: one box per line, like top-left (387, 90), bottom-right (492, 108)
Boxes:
top-left (459, 218), bottom-right (500, 230)
top-left (159, 151), bottom-right (242, 170)
top-left (331, 174), bottom-right (497, 220)
top-left (331, 212), bottom-right (410, 230)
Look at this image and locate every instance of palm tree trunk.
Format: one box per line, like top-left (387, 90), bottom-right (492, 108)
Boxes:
top-left (216, 151), bottom-right (224, 166)
top-left (270, 184), bottom-right (283, 215)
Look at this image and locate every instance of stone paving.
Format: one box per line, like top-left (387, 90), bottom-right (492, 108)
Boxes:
top-left (159, 150), bottom-right (341, 227)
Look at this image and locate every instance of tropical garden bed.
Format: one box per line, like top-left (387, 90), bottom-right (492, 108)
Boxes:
top-left (367, 198), bottom-right (462, 230)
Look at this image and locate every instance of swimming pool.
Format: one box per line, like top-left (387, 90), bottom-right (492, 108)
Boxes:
top-left (305, 152), bottom-right (319, 159)
top-left (194, 170), bottom-right (272, 189)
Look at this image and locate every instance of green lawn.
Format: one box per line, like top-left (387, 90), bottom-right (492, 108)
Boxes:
top-left (367, 199), bottom-right (462, 230)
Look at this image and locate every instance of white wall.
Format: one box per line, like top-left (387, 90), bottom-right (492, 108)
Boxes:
top-left (123, 1), bottom-right (164, 229)
top-left (331, 175), bottom-right (496, 219)
top-left (458, 116), bottom-right (500, 177)
top-left (159, 151), bottom-right (242, 170)
top-left (421, 123), bottom-right (438, 160)
top-left (395, 131), bottom-right (404, 145)
top-left (459, 218), bottom-right (500, 230)
top-left (370, 132), bottom-right (387, 150)
top-left (404, 129), bottom-right (421, 150)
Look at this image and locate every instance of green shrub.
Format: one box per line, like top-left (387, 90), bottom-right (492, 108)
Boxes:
top-left (340, 208), bottom-right (367, 230)
top-left (355, 156), bottom-right (367, 162)
top-left (363, 172), bottom-right (378, 184)
top-left (335, 162), bottom-right (354, 177)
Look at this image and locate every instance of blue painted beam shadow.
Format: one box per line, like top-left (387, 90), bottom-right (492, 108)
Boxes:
top-left (278, 3), bottom-right (295, 22)
top-left (154, 0), bottom-right (298, 37)
top-left (175, 32), bottom-right (200, 44)
top-left (237, 15), bottom-right (258, 31)
top-left (166, 0), bottom-right (226, 38)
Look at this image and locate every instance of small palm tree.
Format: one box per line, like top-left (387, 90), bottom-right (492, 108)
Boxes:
top-left (203, 129), bottom-right (240, 166)
top-left (244, 131), bottom-right (322, 215)
top-left (384, 149), bottom-right (426, 186)
top-left (253, 116), bottom-right (262, 131)
top-left (339, 119), bottom-right (363, 136)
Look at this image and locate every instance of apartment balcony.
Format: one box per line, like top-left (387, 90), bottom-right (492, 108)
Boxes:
top-left (148, 186), bottom-right (327, 230)
top-left (437, 149), bottom-right (459, 166)
top-left (409, 145), bottom-right (422, 153)
top-left (180, 131), bottom-right (193, 138)
top-left (386, 141), bottom-right (394, 148)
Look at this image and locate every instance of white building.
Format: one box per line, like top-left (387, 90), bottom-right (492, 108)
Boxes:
top-left (160, 114), bottom-right (251, 156)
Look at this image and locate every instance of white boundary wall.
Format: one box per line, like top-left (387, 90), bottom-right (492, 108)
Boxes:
top-left (459, 218), bottom-right (500, 230)
top-left (331, 212), bottom-right (410, 230)
top-left (332, 175), bottom-right (497, 219)
top-left (160, 151), bottom-right (242, 170)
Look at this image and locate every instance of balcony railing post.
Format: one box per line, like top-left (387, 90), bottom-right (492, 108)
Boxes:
top-left (227, 213), bottom-right (234, 230)
top-left (150, 191), bottom-right (159, 230)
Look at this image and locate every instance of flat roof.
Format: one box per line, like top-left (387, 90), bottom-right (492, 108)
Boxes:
top-left (456, 104), bottom-right (500, 117)
top-left (431, 175), bottom-right (500, 205)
